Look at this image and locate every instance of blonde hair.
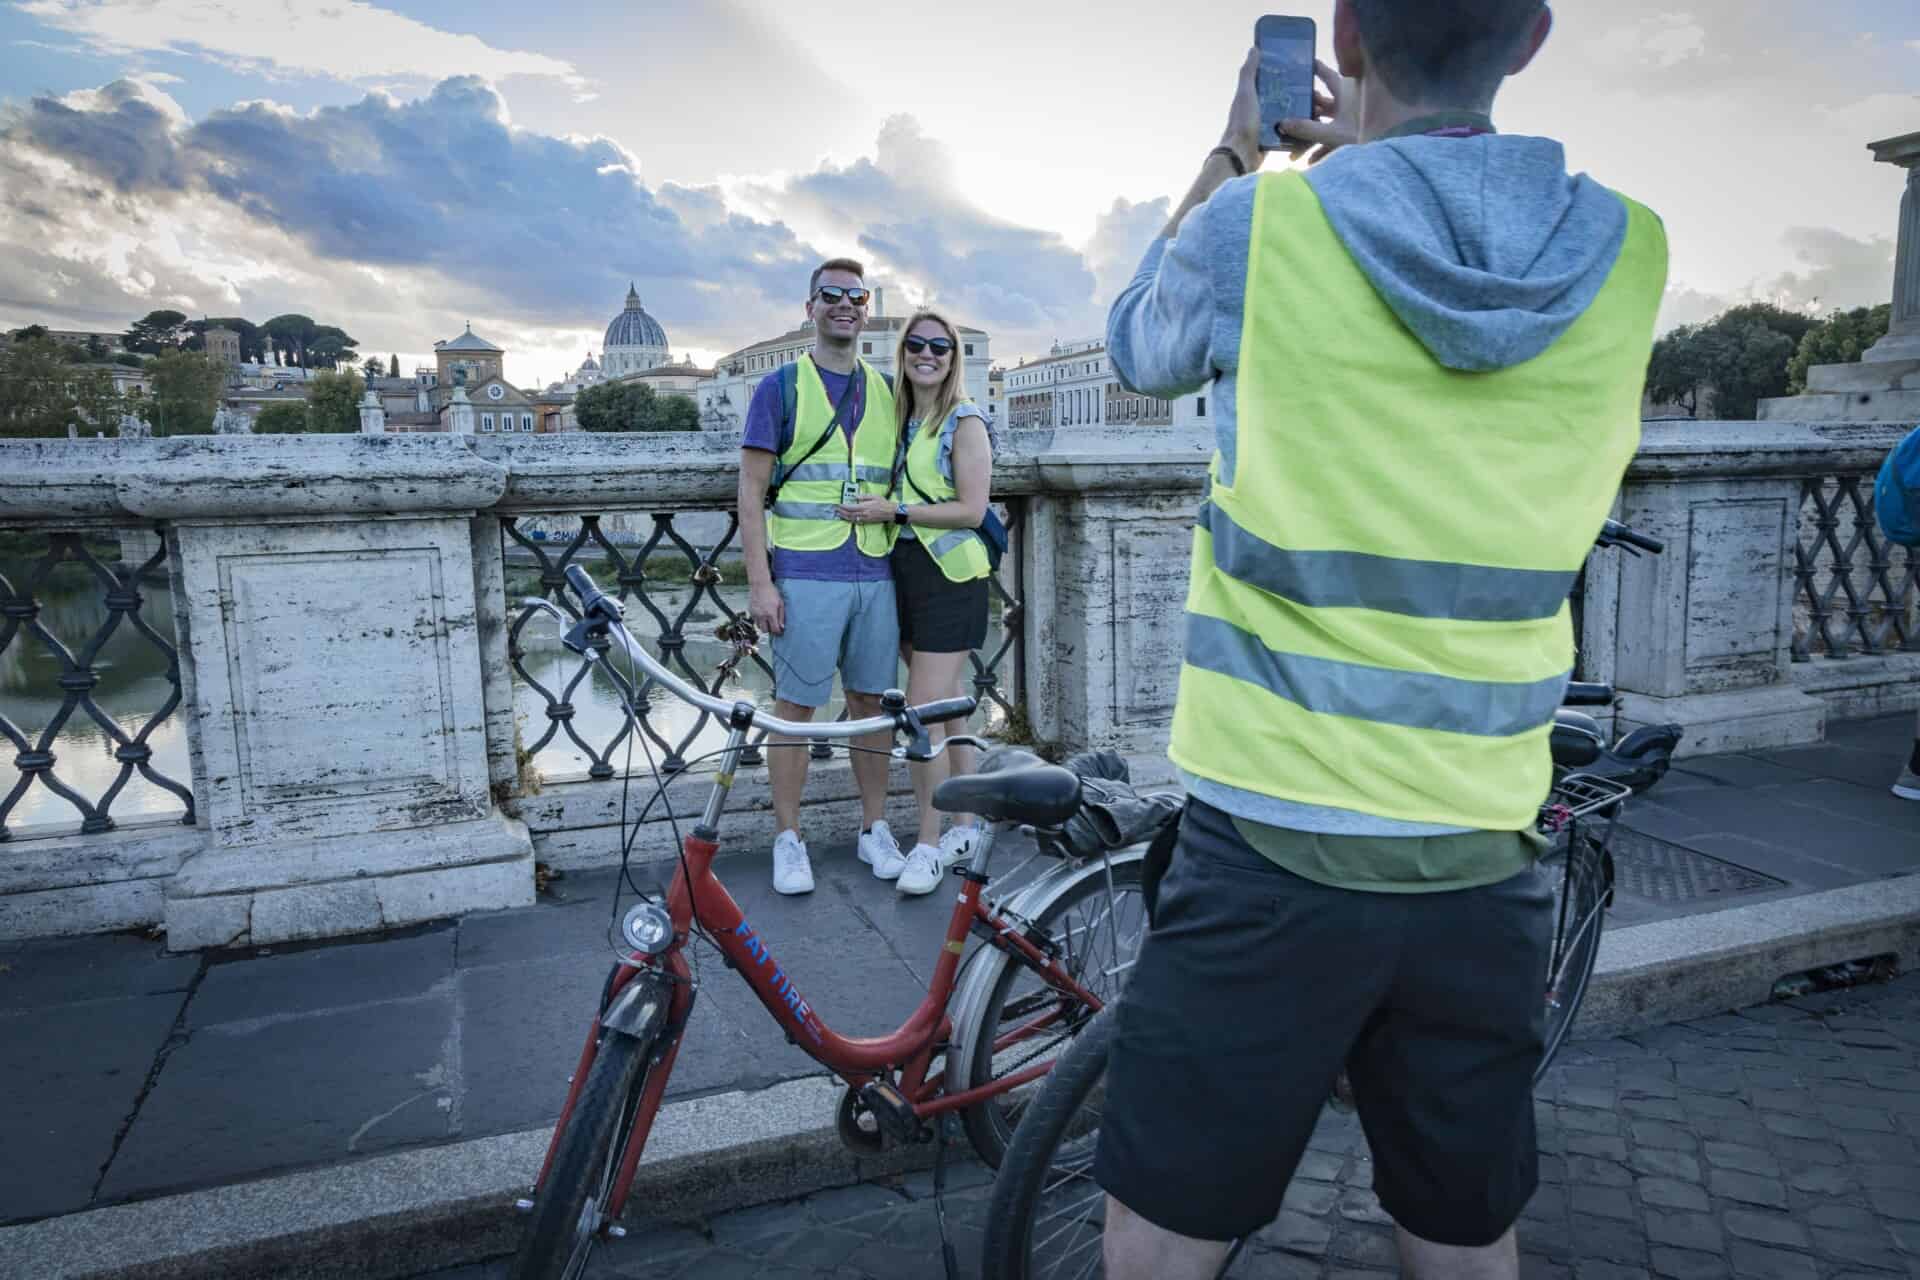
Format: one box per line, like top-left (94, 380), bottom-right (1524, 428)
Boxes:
top-left (893, 310), bottom-right (968, 458)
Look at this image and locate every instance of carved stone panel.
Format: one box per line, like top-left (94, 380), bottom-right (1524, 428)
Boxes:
top-left (176, 516), bottom-right (492, 846)
top-left (1109, 520), bottom-right (1193, 727)
top-left (1683, 498), bottom-right (1790, 689)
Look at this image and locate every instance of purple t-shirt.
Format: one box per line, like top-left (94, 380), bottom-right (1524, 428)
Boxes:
top-left (742, 363), bottom-right (892, 582)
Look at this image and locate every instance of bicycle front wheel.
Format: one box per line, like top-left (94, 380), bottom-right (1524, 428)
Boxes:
top-left (980, 1004), bottom-right (1116, 1280)
top-left (954, 853), bottom-right (1146, 1167)
top-left (510, 1029), bottom-right (652, 1280)
top-left (1538, 830), bottom-right (1610, 1080)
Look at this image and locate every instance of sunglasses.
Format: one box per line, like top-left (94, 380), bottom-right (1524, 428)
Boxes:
top-left (903, 336), bottom-right (955, 356)
top-left (813, 286), bottom-right (871, 306)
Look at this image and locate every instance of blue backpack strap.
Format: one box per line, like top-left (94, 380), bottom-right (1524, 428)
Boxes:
top-left (777, 360), bottom-right (800, 456)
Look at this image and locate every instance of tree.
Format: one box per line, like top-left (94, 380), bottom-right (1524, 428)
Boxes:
top-left (305, 369), bottom-right (365, 433)
top-left (388, 353), bottom-right (401, 378)
top-left (363, 356), bottom-right (386, 381)
top-left (261, 314), bottom-right (318, 367)
top-left (112, 353), bottom-right (146, 369)
top-left (147, 349), bottom-right (225, 436)
top-left (253, 402), bottom-right (310, 434)
top-left (84, 334), bottom-right (109, 360)
top-left (0, 336), bottom-right (87, 437)
top-left (125, 309), bottom-right (189, 354)
top-left (574, 381), bottom-right (701, 433)
top-left (69, 365), bottom-right (124, 436)
top-left (8, 324), bottom-right (48, 342)
top-left (1787, 304), bottom-right (1893, 394)
top-left (1644, 302), bottom-right (1818, 419)
top-left (306, 324), bottom-right (358, 370)
top-left (186, 316), bottom-right (267, 363)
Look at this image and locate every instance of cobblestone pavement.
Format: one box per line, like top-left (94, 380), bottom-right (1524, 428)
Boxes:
top-left (429, 972), bottom-right (1920, 1279)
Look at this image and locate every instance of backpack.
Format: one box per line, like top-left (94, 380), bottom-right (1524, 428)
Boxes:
top-left (1874, 425), bottom-right (1920, 547)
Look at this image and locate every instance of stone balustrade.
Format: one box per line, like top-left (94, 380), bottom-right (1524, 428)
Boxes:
top-left (0, 419), bottom-right (1913, 948)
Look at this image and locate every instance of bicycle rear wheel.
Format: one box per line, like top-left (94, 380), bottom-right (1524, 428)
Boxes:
top-left (980, 1005), bottom-right (1116, 1280)
top-left (955, 853), bottom-right (1146, 1167)
top-left (1537, 829), bottom-right (1610, 1079)
top-left (510, 1030), bottom-right (653, 1280)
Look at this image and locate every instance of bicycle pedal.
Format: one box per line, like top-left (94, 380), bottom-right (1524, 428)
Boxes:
top-left (857, 1080), bottom-right (924, 1144)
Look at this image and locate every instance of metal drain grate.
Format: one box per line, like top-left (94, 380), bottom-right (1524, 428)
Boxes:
top-left (1605, 829), bottom-right (1785, 904)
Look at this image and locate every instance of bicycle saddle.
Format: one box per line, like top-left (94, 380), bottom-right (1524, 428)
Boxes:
top-left (1551, 709), bottom-right (1605, 769)
top-left (933, 746), bottom-right (1083, 826)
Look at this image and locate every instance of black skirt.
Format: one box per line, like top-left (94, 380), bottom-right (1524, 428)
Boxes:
top-left (891, 536), bottom-right (989, 654)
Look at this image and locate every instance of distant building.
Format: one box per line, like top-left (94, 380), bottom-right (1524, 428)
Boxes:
top-left (203, 326), bottom-right (241, 367)
top-left (618, 359), bottom-right (714, 401)
top-left (986, 367), bottom-right (1003, 428)
top-left (1002, 338), bottom-right (1207, 430)
top-left (434, 324), bottom-right (503, 390)
top-left (601, 284), bottom-right (671, 377)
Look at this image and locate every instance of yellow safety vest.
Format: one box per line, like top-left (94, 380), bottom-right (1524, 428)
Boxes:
top-left (1169, 171), bottom-right (1667, 831)
top-left (897, 408), bottom-right (991, 582)
top-left (767, 356), bottom-right (898, 557)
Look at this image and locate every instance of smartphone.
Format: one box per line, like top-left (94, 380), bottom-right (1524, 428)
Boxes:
top-left (1255, 15), bottom-right (1317, 151)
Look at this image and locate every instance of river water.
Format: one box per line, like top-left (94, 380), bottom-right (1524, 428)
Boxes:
top-left (1, 541), bottom-right (1008, 836)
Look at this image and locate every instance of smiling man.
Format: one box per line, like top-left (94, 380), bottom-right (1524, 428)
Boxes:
top-left (735, 258), bottom-right (904, 894)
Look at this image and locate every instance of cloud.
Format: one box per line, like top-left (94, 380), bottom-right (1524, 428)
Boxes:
top-left (15, 0), bottom-right (590, 95)
top-left (0, 76), bottom-right (1161, 366)
top-left (1658, 225), bottom-right (1893, 329)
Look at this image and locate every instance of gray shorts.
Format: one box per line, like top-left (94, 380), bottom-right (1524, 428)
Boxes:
top-left (770, 577), bottom-right (901, 708)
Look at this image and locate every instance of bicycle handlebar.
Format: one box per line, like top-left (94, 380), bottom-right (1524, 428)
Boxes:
top-left (1598, 519), bottom-right (1664, 555)
top-left (551, 566), bottom-right (977, 743)
top-left (1563, 681), bottom-right (1614, 706)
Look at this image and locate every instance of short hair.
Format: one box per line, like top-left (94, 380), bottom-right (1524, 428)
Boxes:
top-left (1349, 0), bottom-right (1544, 107)
top-left (809, 257), bottom-right (866, 297)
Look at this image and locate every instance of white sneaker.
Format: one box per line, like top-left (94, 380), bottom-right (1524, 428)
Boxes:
top-left (937, 824), bottom-right (980, 866)
top-left (857, 820), bottom-right (907, 880)
top-left (896, 843), bottom-right (947, 896)
top-left (772, 829), bottom-right (814, 895)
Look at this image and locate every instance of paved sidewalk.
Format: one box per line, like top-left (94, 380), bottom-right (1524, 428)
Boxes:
top-left (3, 715), bottom-right (1918, 1236)
top-left (423, 970), bottom-right (1920, 1280)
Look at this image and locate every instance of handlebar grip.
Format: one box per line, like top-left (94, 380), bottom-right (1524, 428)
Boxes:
top-left (914, 697), bottom-right (978, 725)
top-left (563, 564), bottom-right (621, 619)
top-left (1563, 681), bottom-right (1614, 707)
top-left (1599, 519), bottom-right (1665, 555)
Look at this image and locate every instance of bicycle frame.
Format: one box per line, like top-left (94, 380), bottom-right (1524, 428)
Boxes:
top-left (532, 719), bottom-right (1111, 1226)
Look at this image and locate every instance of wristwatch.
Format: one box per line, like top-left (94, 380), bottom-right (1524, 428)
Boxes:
top-left (893, 503), bottom-right (910, 525)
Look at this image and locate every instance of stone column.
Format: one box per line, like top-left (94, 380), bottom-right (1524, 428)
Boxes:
top-left (359, 388), bottom-right (387, 434)
top-left (1026, 432), bottom-right (1211, 769)
top-left (1867, 132), bottom-right (1920, 362)
top-left (446, 385), bottom-right (475, 435)
top-left (114, 435), bottom-right (534, 948)
top-left (1610, 421), bottom-right (1832, 755)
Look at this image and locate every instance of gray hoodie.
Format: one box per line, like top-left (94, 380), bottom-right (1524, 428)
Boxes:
top-left (1106, 132), bottom-right (1628, 836)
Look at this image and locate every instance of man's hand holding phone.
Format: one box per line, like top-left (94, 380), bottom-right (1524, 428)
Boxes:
top-left (1281, 59), bottom-right (1357, 166)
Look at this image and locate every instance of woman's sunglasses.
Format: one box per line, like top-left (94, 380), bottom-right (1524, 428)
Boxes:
top-left (903, 336), bottom-right (955, 356)
top-left (813, 286), bottom-right (871, 306)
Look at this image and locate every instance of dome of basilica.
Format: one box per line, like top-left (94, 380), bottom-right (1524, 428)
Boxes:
top-left (604, 283), bottom-right (668, 357)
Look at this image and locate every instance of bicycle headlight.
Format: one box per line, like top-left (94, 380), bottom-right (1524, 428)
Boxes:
top-left (620, 902), bottom-right (674, 955)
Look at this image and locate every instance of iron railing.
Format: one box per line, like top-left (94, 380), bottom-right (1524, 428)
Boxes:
top-left (503, 502), bottom-right (1026, 779)
top-left (0, 530), bottom-right (195, 839)
top-left (1794, 475), bottom-right (1920, 660)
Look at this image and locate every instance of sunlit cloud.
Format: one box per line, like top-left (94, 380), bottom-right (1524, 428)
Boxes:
top-left (15, 0), bottom-right (592, 96)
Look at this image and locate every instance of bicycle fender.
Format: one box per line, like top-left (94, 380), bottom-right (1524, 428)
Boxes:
top-left (944, 844), bottom-right (1146, 1095)
top-left (600, 970), bottom-right (672, 1042)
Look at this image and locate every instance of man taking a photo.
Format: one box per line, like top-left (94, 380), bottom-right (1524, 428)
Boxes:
top-left (737, 259), bottom-right (905, 894)
top-left (1095, 3), bottom-right (1667, 1276)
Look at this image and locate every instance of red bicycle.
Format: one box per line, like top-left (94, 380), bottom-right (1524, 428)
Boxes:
top-left (508, 565), bottom-right (1150, 1280)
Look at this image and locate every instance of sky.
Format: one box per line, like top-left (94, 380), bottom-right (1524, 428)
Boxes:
top-left (0, 0), bottom-right (1914, 387)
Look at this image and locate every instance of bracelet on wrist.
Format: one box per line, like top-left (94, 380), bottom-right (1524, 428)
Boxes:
top-left (1208, 145), bottom-right (1248, 177)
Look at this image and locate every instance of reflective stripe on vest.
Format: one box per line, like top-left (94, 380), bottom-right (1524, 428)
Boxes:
top-left (767, 357), bottom-right (898, 556)
top-left (899, 410), bottom-right (990, 582)
top-left (1168, 171), bottom-right (1668, 831)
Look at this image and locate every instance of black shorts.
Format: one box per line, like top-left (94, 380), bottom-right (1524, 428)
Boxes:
top-left (1094, 797), bottom-right (1551, 1246)
top-left (891, 538), bottom-right (988, 654)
